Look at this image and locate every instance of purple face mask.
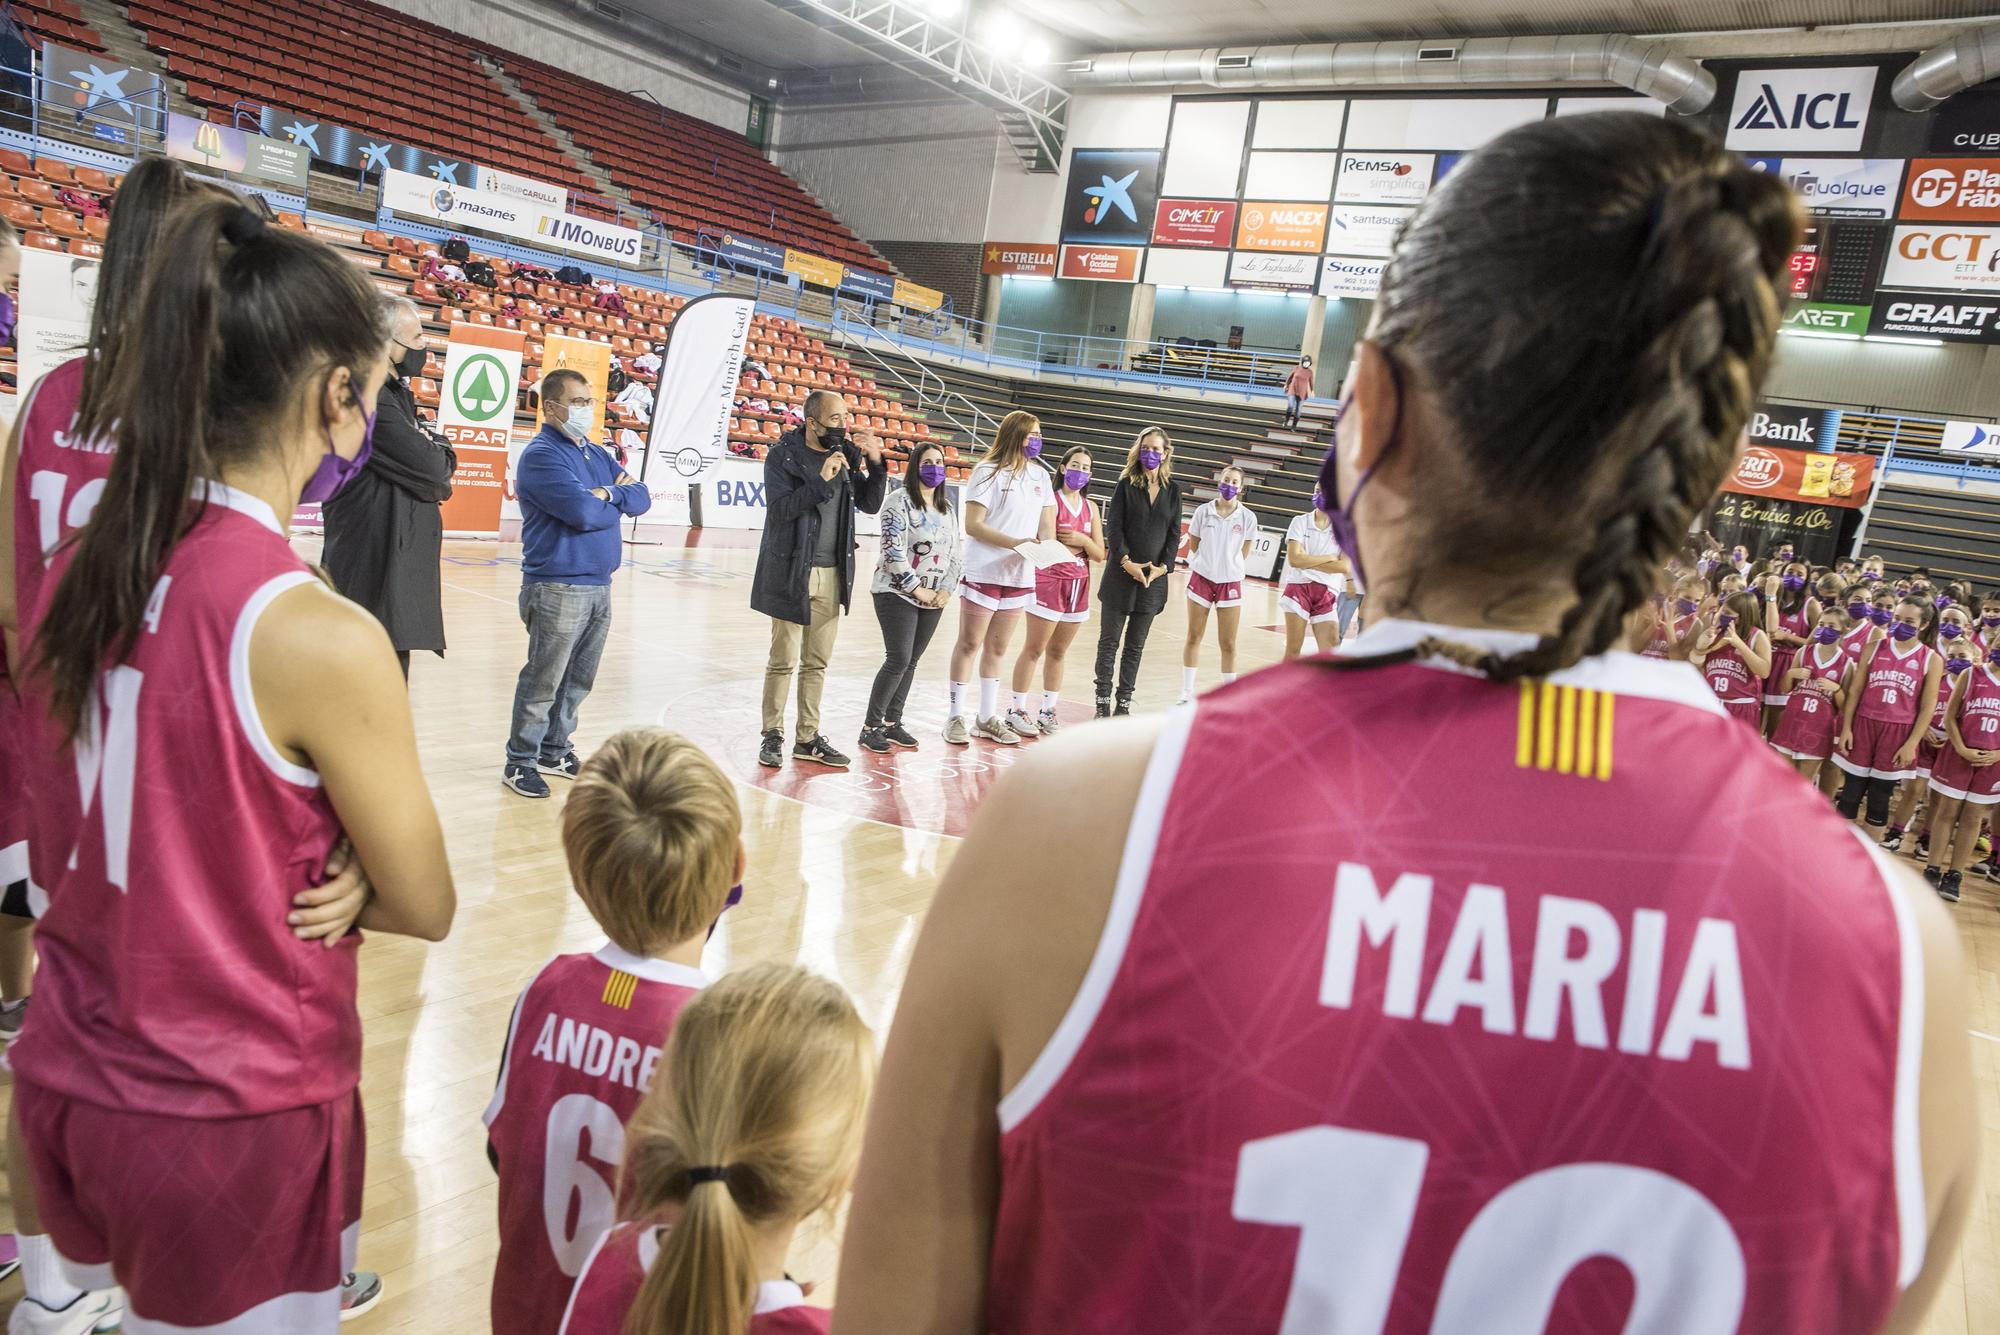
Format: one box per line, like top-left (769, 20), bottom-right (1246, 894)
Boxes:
top-left (1024, 433), bottom-right (1044, 460)
top-left (918, 462), bottom-right (947, 488)
top-left (1846, 601), bottom-right (1869, 619)
top-left (1063, 467), bottom-right (1089, 492)
top-left (1310, 487), bottom-right (1325, 513)
top-left (1940, 621), bottom-right (1965, 639)
top-left (1781, 574), bottom-right (1806, 591)
top-left (1936, 593), bottom-right (1952, 608)
top-left (1868, 606), bottom-right (1894, 626)
top-left (1949, 656), bottom-right (1974, 675)
top-left (1138, 447), bottom-right (1162, 471)
top-left (1984, 614), bottom-right (2000, 628)
top-left (1813, 625), bottom-right (1841, 644)
top-left (300, 406), bottom-right (377, 504)
top-left (1316, 357), bottom-right (1406, 595)
top-left (1890, 621), bottom-right (1919, 641)
top-left (1217, 482), bottom-right (1240, 502)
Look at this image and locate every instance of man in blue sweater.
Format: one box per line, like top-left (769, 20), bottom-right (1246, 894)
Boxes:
top-left (502, 368), bottom-right (652, 797)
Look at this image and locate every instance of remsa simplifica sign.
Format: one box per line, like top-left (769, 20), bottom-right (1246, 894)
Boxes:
top-left (1724, 67), bottom-right (1877, 153)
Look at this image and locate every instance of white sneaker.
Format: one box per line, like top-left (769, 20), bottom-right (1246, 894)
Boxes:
top-left (1037, 709), bottom-right (1061, 735)
top-left (1176, 694), bottom-right (1191, 706)
top-left (9, 1288), bottom-right (125, 1335)
top-left (973, 716), bottom-right (1021, 745)
top-left (1004, 708), bottom-right (1041, 738)
top-left (942, 715), bottom-right (971, 746)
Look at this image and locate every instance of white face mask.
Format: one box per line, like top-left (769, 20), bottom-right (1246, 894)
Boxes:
top-left (561, 404), bottom-right (592, 440)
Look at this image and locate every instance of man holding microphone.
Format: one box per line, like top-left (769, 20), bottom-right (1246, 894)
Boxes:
top-left (751, 389), bottom-right (887, 769)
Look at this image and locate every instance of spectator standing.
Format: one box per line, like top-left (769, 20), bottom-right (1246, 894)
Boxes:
top-left (752, 389), bottom-right (888, 770)
top-left (1093, 429), bottom-right (1181, 716)
top-left (321, 296), bottom-right (456, 678)
top-left (1283, 354), bottom-right (1315, 430)
top-left (862, 443), bottom-right (962, 755)
top-left (502, 369), bottom-right (652, 799)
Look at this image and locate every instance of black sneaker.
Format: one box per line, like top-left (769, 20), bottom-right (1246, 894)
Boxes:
top-left (1094, 698), bottom-right (1112, 719)
top-left (1879, 829), bottom-right (1904, 853)
top-left (858, 727), bottom-right (892, 754)
top-left (794, 734), bottom-right (851, 768)
top-left (758, 730), bottom-right (785, 768)
top-left (538, 749), bottom-right (581, 779)
top-left (1925, 865), bottom-right (1943, 888)
top-left (502, 764), bottom-right (550, 799)
top-left (1113, 700), bottom-right (1132, 717)
top-left (882, 722), bottom-right (919, 749)
top-left (1940, 869), bottom-right (1963, 903)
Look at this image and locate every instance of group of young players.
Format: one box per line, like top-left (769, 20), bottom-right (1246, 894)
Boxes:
top-left (1645, 538), bottom-right (2000, 902)
top-left (0, 106), bottom-right (1983, 1335)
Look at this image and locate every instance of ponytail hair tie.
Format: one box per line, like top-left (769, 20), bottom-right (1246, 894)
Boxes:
top-left (222, 206), bottom-right (267, 247)
top-left (686, 1165), bottom-right (730, 1185)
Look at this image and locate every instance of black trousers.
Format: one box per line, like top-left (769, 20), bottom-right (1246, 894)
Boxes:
top-left (868, 591), bottom-right (942, 727)
top-left (1094, 606), bottom-right (1157, 705)
top-left (396, 649), bottom-right (411, 679)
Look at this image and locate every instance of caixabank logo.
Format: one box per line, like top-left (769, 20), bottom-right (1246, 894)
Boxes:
top-left (1724, 66), bottom-right (1877, 153)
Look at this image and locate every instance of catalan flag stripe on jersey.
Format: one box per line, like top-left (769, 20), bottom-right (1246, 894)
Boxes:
top-left (1516, 681), bottom-right (1614, 780)
top-left (601, 970), bottom-right (638, 1010)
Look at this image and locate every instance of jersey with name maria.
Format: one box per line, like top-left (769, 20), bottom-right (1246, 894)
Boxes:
top-left (987, 619), bottom-right (1924, 1335)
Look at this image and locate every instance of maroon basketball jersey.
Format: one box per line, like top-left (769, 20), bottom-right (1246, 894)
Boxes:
top-left (1857, 639), bottom-right (1936, 725)
top-left (988, 620), bottom-right (1925, 1335)
top-left (559, 1221), bottom-right (830, 1335)
top-left (3, 357), bottom-right (94, 903)
top-left (1700, 638), bottom-right (1758, 702)
top-left (485, 947), bottom-right (705, 1335)
top-left (10, 484), bottom-right (359, 1116)
top-left (1954, 663), bottom-right (2000, 748)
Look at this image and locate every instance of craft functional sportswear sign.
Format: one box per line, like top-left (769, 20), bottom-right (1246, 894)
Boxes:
top-left (980, 242), bottom-right (1058, 277)
top-left (1899, 160), bottom-right (2000, 222)
top-left (1059, 149), bottom-right (1162, 247)
top-left (1868, 293), bottom-right (2000, 343)
top-left (1745, 157), bottom-right (1901, 218)
top-left (1151, 200), bottom-right (1237, 248)
top-left (1881, 226), bottom-right (2000, 292)
top-left (1334, 153), bottom-right (1434, 206)
top-left (380, 168), bottom-right (642, 263)
top-left (1724, 67), bottom-right (1876, 153)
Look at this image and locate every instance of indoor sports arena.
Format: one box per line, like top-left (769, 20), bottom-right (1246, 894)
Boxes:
top-left (0, 0), bottom-right (1998, 1331)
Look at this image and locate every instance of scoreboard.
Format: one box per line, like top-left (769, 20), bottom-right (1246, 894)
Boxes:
top-left (1790, 221), bottom-right (1888, 308)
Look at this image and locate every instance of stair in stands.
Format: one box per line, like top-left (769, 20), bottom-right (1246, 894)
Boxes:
top-left (480, 54), bottom-right (628, 209)
top-left (74, 0), bottom-right (195, 115)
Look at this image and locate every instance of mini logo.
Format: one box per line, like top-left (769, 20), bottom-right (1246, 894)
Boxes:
top-left (1735, 446), bottom-right (1787, 488)
top-left (1912, 168), bottom-right (1959, 208)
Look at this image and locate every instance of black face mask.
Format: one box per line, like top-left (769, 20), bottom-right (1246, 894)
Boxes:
top-left (394, 344), bottom-right (426, 378)
top-left (817, 424), bottom-right (849, 449)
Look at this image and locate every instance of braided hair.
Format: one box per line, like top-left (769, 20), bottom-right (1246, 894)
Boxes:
top-left (1334, 112), bottom-right (1800, 683)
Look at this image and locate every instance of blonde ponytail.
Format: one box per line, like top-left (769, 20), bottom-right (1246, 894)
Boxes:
top-left (619, 963), bottom-right (875, 1335)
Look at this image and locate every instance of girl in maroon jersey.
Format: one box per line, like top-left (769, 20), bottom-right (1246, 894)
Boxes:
top-left (1770, 606), bottom-right (1852, 781)
top-left (560, 963), bottom-right (873, 1335)
top-left (1924, 649), bottom-right (2000, 902)
top-left (1760, 560), bottom-right (1818, 733)
top-left (1882, 604), bottom-right (1976, 852)
top-left (1693, 591), bottom-right (1771, 727)
top-left (1835, 597), bottom-right (1945, 832)
top-left (1640, 573), bottom-right (1709, 660)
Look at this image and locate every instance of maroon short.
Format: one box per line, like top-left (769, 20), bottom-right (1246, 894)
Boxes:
top-left (1185, 572), bottom-right (1242, 609)
top-left (1280, 582), bottom-right (1338, 623)
top-left (1834, 714), bottom-right (1920, 781)
top-left (1721, 697), bottom-right (1761, 728)
top-left (15, 1079), bottom-right (364, 1330)
top-left (1769, 688), bottom-right (1838, 760)
top-left (1029, 571), bottom-right (1089, 623)
top-left (1929, 746), bottom-right (2000, 804)
top-left (961, 579), bottom-right (1034, 612)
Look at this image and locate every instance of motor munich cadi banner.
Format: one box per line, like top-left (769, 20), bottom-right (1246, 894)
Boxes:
top-left (646, 294), bottom-right (754, 486)
top-left (1721, 443), bottom-right (1873, 508)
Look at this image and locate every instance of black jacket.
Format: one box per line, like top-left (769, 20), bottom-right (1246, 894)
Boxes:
top-left (750, 427), bottom-right (888, 625)
top-left (1098, 476), bottom-right (1183, 616)
top-left (321, 377), bottom-right (457, 653)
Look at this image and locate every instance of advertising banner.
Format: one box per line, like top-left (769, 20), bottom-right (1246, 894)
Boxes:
top-left (39, 43), bottom-right (158, 138)
top-left (1724, 66), bottom-right (1876, 153)
top-left (1723, 442), bottom-right (1872, 507)
top-left (1745, 157), bottom-right (1901, 218)
top-left (1882, 226), bottom-right (2000, 292)
top-left (16, 246), bottom-right (98, 392)
top-left (980, 242), bottom-right (1059, 277)
top-left (1868, 292), bottom-right (2000, 343)
top-left (1941, 421), bottom-right (1999, 455)
top-left (695, 456), bottom-right (882, 536)
top-left (435, 324), bottom-right (525, 536)
top-left (783, 248), bottom-right (845, 289)
top-left (1929, 83), bottom-right (2000, 154)
top-left (1234, 202), bottom-right (1328, 253)
top-left (1150, 199), bottom-right (1237, 248)
top-left (1706, 492), bottom-right (1849, 568)
top-left (1323, 204), bottom-right (1414, 257)
top-left (1319, 253), bottom-right (1388, 299)
top-left (718, 233), bottom-right (786, 272)
top-left (1899, 160), bottom-right (2000, 222)
top-left (1058, 244), bottom-right (1142, 283)
top-left (542, 333), bottom-right (614, 441)
top-left (381, 168), bottom-right (643, 264)
top-left (1059, 149), bottom-right (1162, 247)
top-left (645, 295), bottom-right (753, 490)
top-left (254, 106), bottom-right (471, 183)
top-left (1227, 251), bottom-right (1318, 291)
top-left (892, 278), bottom-right (944, 311)
top-left (165, 111), bottom-right (308, 188)
top-left (1747, 402), bottom-right (1844, 451)
top-left (1334, 152), bottom-right (1434, 205)
top-left (475, 165), bottom-right (566, 210)
top-left (1782, 301), bottom-right (1871, 335)
top-left (839, 266), bottom-right (896, 299)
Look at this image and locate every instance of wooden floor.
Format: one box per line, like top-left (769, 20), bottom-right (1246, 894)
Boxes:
top-left (4, 531), bottom-right (1997, 1333)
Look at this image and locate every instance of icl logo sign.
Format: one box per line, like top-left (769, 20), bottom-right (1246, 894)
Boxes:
top-left (1725, 67), bottom-right (1877, 153)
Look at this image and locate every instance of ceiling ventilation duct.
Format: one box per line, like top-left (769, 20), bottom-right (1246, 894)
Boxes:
top-left (1067, 34), bottom-right (1717, 114)
top-left (1892, 22), bottom-right (2000, 111)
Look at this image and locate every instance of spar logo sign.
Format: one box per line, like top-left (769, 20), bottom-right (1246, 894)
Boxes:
top-left (1725, 67), bottom-right (1876, 152)
top-left (1734, 446), bottom-right (1786, 490)
top-left (450, 353), bottom-right (510, 423)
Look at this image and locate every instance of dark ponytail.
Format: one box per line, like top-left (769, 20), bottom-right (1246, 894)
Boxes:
top-left (32, 196), bottom-right (386, 739)
top-left (1338, 112), bottom-right (1799, 682)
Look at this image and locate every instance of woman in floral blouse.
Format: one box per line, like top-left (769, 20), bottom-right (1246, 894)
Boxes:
top-left (861, 442), bottom-right (964, 754)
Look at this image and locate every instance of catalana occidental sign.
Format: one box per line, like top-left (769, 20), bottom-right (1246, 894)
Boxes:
top-left (380, 168), bottom-right (642, 264)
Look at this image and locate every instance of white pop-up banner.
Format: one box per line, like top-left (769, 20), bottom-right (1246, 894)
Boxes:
top-left (380, 168), bottom-right (640, 264)
top-left (16, 247), bottom-right (99, 392)
top-left (638, 294), bottom-right (755, 525)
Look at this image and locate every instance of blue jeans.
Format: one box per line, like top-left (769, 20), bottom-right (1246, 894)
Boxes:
top-left (506, 581), bottom-right (612, 768)
top-left (1336, 592), bottom-right (1361, 639)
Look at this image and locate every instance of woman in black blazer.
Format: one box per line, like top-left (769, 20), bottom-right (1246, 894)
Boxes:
top-left (1093, 428), bottom-right (1182, 715)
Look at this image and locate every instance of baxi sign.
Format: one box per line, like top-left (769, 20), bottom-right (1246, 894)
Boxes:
top-left (1724, 66), bottom-right (1876, 153)
top-left (1150, 199), bottom-right (1237, 248)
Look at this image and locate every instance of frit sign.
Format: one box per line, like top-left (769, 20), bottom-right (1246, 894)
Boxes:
top-left (1723, 442), bottom-right (1872, 508)
top-left (1724, 67), bottom-right (1876, 153)
top-left (980, 242), bottom-right (1058, 277)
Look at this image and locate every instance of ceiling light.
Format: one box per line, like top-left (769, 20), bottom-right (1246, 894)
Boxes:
top-left (1022, 36), bottom-right (1050, 64)
top-left (983, 12), bottom-right (1023, 56)
top-left (1863, 334), bottom-right (1946, 347)
top-left (928, 0), bottom-right (960, 17)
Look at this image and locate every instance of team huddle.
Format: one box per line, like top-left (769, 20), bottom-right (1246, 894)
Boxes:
top-left (1642, 540), bottom-right (2000, 901)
